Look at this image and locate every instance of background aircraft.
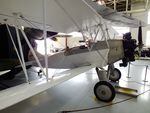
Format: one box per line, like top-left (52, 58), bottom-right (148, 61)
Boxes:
top-left (0, 24), bottom-right (57, 79)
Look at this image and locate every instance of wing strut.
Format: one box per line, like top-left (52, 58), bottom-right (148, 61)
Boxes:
top-left (43, 0), bottom-right (49, 81)
top-left (5, 13), bottom-right (49, 82)
top-left (13, 13), bottom-right (29, 83)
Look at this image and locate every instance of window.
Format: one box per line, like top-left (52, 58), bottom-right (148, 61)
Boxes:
top-left (35, 38), bottom-right (52, 55)
top-left (97, 1), bottom-right (105, 5)
top-left (112, 26), bottom-right (130, 36)
top-left (148, 10), bottom-right (150, 24)
top-left (146, 31), bottom-right (150, 46)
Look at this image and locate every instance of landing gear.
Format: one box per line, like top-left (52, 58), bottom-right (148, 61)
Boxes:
top-left (94, 67), bottom-right (116, 102)
top-left (94, 65), bottom-right (121, 102)
top-left (109, 68), bottom-right (121, 82)
top-left (107, 64), bottom-right (121, 82)
top-left (94, 81), bottom-right (115, 102)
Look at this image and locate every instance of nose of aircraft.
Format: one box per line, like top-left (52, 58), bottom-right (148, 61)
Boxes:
top-left (120, 32), bottom-right (137, 67)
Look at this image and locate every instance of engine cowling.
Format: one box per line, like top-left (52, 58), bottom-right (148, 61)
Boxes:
top-left (120, 32), bottom-right (137, 67)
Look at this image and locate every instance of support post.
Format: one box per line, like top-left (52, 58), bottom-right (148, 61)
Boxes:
top-left (43, 0), bottom-right (49, 81)
top-left (145, 0), bottom-right (149, 9)
top-left (15, 25), bottom-right (29, 83)
top-left (114, 0), bottom-right (116, 11)
top-left (126, 0), bottom-right (129, 12)
top-left (20, 29), bottom-right (46, 76)
top-left (143, 65), bottom-right (148, 82)
top-left (127, 62), bottom-right (131, 78)
top-left (6, 24), bottom-right (24, 69)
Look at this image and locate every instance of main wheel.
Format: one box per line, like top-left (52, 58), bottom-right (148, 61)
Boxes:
top-left (109, 68), bottom-right (121, 82)
top-left (94, 81), bottom-right (116, 102)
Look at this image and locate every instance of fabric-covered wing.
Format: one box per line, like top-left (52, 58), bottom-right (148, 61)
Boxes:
top-left (0, 0), bottom-right (102, 33)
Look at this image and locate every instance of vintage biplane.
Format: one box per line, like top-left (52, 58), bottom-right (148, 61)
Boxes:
top-left (0, 0), bottom-right (145, 110)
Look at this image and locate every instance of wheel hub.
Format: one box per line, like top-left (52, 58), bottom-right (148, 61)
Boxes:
top-left (97, 85), bottom-right (112, 100)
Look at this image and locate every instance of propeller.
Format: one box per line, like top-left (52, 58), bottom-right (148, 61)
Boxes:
top-left (137, 21), bottom-right (143, 57)
top-left (138, 25), bottom-right (143, 45)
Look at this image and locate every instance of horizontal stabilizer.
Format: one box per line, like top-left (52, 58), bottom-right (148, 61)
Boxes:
top-left (0, 70), bottom-right (11, 76)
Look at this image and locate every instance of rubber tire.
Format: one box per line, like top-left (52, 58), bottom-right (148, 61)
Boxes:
top-left (94, 81), bottom-right (116, 102)
top-left (109, 68), bottom-right (121, 82)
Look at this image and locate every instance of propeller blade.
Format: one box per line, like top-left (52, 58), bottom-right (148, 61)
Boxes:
top-left (138, 26), bottom-right (143, 47)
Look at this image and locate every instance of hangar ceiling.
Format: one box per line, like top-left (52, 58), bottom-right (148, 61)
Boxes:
top-left (93, 0), bottom-right (149, 12)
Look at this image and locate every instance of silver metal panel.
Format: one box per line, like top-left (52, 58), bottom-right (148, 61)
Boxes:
top-left (33, 49), bottom-right (109, 68)
top-left (32, 40), bottom-right (124, 68)
top-left (108, 40), bottom-right (124, 64)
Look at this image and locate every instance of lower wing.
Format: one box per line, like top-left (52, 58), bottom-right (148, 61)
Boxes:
top-left (0, 65), bottom-right (94, 110)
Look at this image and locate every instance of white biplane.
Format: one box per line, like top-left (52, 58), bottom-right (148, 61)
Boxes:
top-left (0, 0), bottom-right (144, 110)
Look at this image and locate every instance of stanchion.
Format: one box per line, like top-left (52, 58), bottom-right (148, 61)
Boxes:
top-left (127, 61), bottom-right (150, 82)
top-left (143, 65), bottom-right (148, 82)
top-left (127, 62), bottom-right (131, 78)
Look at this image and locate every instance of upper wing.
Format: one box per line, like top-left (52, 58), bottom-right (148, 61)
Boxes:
top-left (0, 65), bottom-right (94, 110)
top-left (0, 0), bottom-right (102, 33)
top-left (0, 0), bottom-right (144, 34)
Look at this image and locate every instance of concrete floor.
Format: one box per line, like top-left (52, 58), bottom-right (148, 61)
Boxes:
top-left (1, 60), bottom-right (150, 113)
